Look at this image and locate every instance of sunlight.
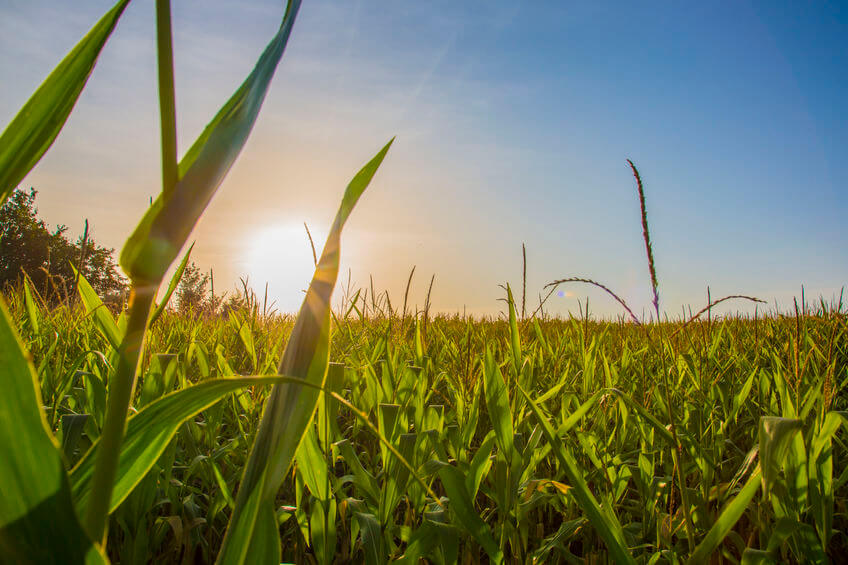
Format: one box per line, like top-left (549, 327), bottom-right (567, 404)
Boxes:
top-left (241, 223), bottom-right (320, 310)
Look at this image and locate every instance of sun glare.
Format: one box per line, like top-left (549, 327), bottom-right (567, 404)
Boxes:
top-left (241, 223), bottom-right (320, 311)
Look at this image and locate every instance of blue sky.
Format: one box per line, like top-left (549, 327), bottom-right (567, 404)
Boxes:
top-left (1, 1), bottom-right (845, 317)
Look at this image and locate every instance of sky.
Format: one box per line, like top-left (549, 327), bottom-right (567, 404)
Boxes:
top-left (1, 0), bottom-right (846, 319)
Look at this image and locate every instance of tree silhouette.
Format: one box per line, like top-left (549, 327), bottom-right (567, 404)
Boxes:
top-left (0, 188), bottom-right (127, 303)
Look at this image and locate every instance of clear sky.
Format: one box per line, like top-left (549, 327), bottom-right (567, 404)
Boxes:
top-left (1, 1), bottom-right (846, 318)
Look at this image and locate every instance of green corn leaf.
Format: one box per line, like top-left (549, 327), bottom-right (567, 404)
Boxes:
top-left (355, 512), bottom-right (385, 565)
top-left (235, 315), bottom-right (258, 373)
top-left (296, 425), bottom-right (329, 502)
top-left (0, 297), bottom-right (107, 563)
top-left (71, 375), bottom-right (291, 516)
top-left (516, 384), bottom-right (634, 565)
top-left (218, 139), bottom-right (393, 564)
top-left (606, 388), bottom-right (675, 445)
top-left (335, 439), bottom-right (380, 505)
top-left (466, 432), bottom-right (496, 500)
top-left (687, 467), bottom-right (762, 564)
top-left (249, 505), bottom-right (282, 565)
top-left (506, 285), bottom-right (522, 376)
top-left (557, 390), bottom-right (603, 434)
top-left (395, 520), bottom-right (441, 565)
top-left (379, 433), bottom-right (416, 526)
top-left (483, 348), bottom-right (514, 463)
top-left (759, 417), bottom-right (803, 498)
top-left (121, 0), bottom-right (301, 284)
top-left (460, 378), bottom-right (482, 447)
top-left (148, 241), bottom-right (194, 325)
top-left (729, 367), bottom-right (757, 422)
top-left (0, 0), bottom-right (130, 204)
top-left (22, 276), bottom-right (40, 337)
top-left (72, 266), bottom-right (123, 352)
top-left (60, 414), bottom-right (90, 466)
top-left (433, 461), bottom-right (504, 564)
top-left (311, 498), bottom-right (337, 565)
top-left (378, 403), bottom-right (402, 467)
top-left (396, 520), bottom-right (459, 565)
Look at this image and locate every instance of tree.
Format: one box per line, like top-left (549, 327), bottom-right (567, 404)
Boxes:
top-left (0, 188), bottom-right (127, 302)
top-left (176, 261), bottom-right (214, 315)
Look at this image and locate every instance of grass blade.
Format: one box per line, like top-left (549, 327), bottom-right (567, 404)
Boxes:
top-left (759, 417), bottom-right (803, 498)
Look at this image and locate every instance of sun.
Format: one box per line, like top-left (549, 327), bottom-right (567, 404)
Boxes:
top-left (241, 223), bottom-right (320, 311)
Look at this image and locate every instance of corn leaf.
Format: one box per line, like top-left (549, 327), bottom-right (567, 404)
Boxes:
top-left (0, 297), bottom-right (106, 563)
top-left (483, 348), bottom-right (514, 463)
top-left (296, 425), bottom-right (329, 501)
top-left (433, 461), bottom-right (504, 564)
top-left (506, 285), bottom-right (521, 376)
top-left (517, 383), bottom-right (634, 564)
top-left (355, 512), bottom-right (385, 565)
top-left (217, 139), bottom-right (393, 564)
top-left (149, 241), bottom-right (195, 325)
top-left (71, 375), bottom-right (293, 516)
top-left (121, 0), bottom-right (302, 284)
top-left (73, 267), bottom-right (123, 353)
top-left (0, 0), bottom-right (130, 204)
top-left (759, 417), bottom-right (803, 498)
top-left (687, 468), bottom-right (762, 564)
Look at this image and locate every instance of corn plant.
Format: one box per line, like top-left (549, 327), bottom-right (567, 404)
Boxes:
top-left (2, 1), bottom-right (847, 564)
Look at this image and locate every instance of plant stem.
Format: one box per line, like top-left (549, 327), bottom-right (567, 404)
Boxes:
top-left (83, 284), bottom-right (156, 544)
top-left (156, 0), bottom-right (178, 195)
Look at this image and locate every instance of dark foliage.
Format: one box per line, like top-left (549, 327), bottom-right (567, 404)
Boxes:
top-left (0, 188), bottom-right (127, 303)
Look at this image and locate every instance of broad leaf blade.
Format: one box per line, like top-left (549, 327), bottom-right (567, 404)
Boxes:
top-left (434, 461), bottom-right (504, 564)
top-left (73, 267), bottom-right (122, 352)
top-left (759, 417), bottom-right (803, 498)
top-left (218, 139), bottom-right (393, 564)
top-left (687, 468), bottom-right (762, 564)
top-left (483, 348), bottom-right (514, 462)
top-left (0, 298), bottom-right (106, 563)
top-left (71, 375), bottom-right (290, 516)
top-left (355, 512), bottom-right (385, 565)
top-left (149, 241), bottom-right (195, 325)
top-left (0, 0), bottom-right (130, 204)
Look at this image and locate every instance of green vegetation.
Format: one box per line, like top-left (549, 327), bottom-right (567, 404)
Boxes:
top-left (4, 282), bottom-right (847, 563)
top-left (0, 188), bottom-right (127, 304)
top-left (0, 1), bottom-right (845, 563)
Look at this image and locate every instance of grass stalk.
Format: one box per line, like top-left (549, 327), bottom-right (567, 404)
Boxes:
top-left (545, 277), bottom-right (641, 325)
top-left (627, 159), bottom-right (659, 322)
top-left (82, 283), bottom-right (155, 543)
top-left (156, 0), bottom-right (177, 196)
top-left (521, 242), bottom-right (526, 320)
top-left (85, 3), bottom-right (176, 542)
top-left (304, 221), bottom-right (318, 266)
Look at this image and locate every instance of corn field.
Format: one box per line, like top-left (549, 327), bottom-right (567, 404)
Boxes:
top-left (0, 1), bottom-right (846, 563)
